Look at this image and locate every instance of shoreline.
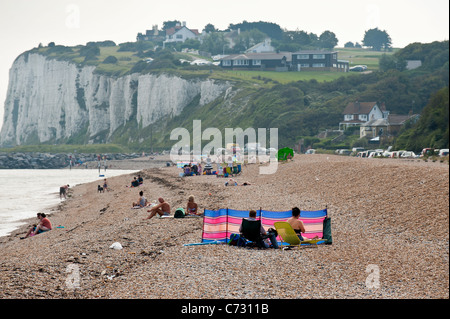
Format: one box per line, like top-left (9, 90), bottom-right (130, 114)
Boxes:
top-left (0, 154), bottom-right (448, 299)
top-left (0, 168), bottom-right (142, 239)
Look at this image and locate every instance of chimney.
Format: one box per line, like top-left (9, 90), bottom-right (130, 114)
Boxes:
top-left (182, 21), bottom-right (186, 27)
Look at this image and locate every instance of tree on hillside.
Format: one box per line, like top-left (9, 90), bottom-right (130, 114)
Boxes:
top-left (227, 21), bottom-right (283, 40)
top-left (233, 29), bottom-right (268, 52)
top-left (203, 23), bottom-right (217, 33)
top-left (379, 54), bottom-right (406, 72)
top-left (394, 41), bottom-right (449, 71)
top-left (163, 20), bottom-right (181, 30)
top-left (363, 28), bottom-right (392, 51)
top-left (318, 31), bottom-right (338, 49)
top-left (395, 86), bottom-right (449, 152)
top-left (199, 32), bottom-right (228, 55)
top-left (273, 30), bottom-right (320, 51)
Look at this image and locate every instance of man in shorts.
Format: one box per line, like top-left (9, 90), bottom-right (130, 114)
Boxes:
top-left (144, 197), bottom-right (171, 220)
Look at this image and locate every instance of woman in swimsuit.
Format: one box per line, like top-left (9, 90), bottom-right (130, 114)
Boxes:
top-left (287, 207), bottom-right (306, 241)
top-left (186, 195), bottom-right (200, 215)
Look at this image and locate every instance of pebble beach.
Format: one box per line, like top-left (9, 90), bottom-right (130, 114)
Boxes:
top-left (0, 154), bottom-right (448, 299)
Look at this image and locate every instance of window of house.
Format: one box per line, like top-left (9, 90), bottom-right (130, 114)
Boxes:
top-left (312, 63), bottom-right (325, 67)
top-left (252, 60), bottom-right (261, 66)
top-left (333, 53), bottom-right (337, 59)
top-left (300, 63), bottom-right (310, 67)
top-left (234, 59), bottom-right (249, 66)
top-left (176, 34), bottom-right (183, 39)
top-left (313, 54), bottom-right (325, 59)
top-left (359, 114), bottom-right (367, 121)
top-left (297, 54), bottom-right (309, 59)
top-left (222, 60), bottom-right (231, 66)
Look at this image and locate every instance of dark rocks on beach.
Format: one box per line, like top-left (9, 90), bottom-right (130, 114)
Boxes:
top-left (0, 152), bottom-right (140, 169)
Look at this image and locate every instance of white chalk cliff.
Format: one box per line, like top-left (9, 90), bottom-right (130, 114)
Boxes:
top-left (0, 53), bottom-right (230, 146)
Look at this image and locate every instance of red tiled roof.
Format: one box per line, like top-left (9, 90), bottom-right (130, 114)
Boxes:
top-left (165, 26), bottom-right (182, 36)
top-left (166, 26), bottom-right (199, 36)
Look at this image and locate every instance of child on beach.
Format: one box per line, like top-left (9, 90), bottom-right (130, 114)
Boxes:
top-left (21, 213), bottom-right (52, 239)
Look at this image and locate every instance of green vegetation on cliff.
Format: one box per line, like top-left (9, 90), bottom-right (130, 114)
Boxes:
top-left (13, 40), bottom-right (450, 152)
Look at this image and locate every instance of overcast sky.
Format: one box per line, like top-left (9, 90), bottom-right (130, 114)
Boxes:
top-left (0, 0), bottom-right (448, 131)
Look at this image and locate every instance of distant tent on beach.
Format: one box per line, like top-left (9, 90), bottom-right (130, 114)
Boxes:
top-left (277, 147), bottom-right (294, 161)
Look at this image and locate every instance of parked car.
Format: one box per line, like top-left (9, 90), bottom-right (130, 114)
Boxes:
top-left (340, 149), bottom-right (352, 156)
top-left (305, 149), bottom-right (316, 154)
top-left (420, 148), bottom-right (440, 157)
top-left (439, 149), bottom-right (449, 157)
top-left (349, 66), bottom-right (365, 72)
top-left (400, 151), bottom-right (418, 158)
top-left (368, 151), bottom-right (384, 158)
top-left (356, 151), bottom-right (368, 158)
top-left (382, 151), bottom-right (393, 157)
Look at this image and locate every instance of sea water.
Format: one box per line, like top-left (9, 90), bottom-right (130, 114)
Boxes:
top-left (0, 169), bottom-right (138, 238)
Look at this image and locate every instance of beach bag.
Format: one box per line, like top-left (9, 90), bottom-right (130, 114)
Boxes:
top-left (174, 208), bottom-right (185, 218)
top-left (228, 233), bottom-right (247, 247)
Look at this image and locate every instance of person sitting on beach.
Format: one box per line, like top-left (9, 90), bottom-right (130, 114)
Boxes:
top-left (132, 191), bottom-right (147, 208)
top-left (137, 175), bottom-right (144, 185)
top-left (131, 177), bottom-right (140, 187)
top-left (21, 213), bottom-right (52, 239)
top-left (204, 162), bottom-right (213, 175)
top-left (144, 197), bottom-right (171, 219)
top-left (186, 195), bottom-right (201, 216)
top-left (287, 207), bottom-right (306, 241)
top-left (60, 184), bottom-right (69, 199)
top-left (183, 165), bottom-right (191, 177)
top-left (239, 210), bottom-right (278, 249)
top-left (191, 164), bottom-right (199, 175)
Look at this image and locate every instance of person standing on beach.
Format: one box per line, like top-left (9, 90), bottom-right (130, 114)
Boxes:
top-left (144, 197), bottom-right (171, 219)
top-left (21, 213), bottom-right (52, 239)
top-left (60, 184), bottom-right (69, 199)
top-left (227, 156), bottom-right (233, 172)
